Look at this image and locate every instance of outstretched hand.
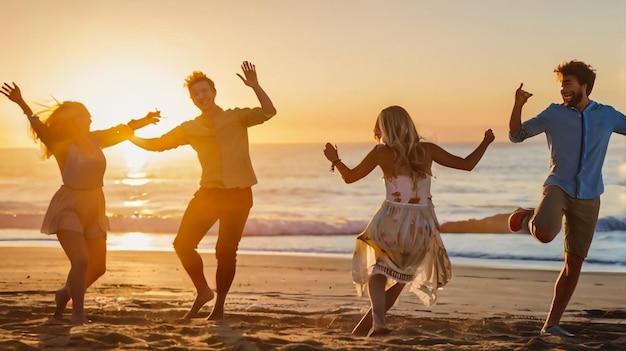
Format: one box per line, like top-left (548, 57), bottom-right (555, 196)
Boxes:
top-left (515, 83), bottom-right (533, 105)
top-left (236, 61), bottom-right (259, 88)
top-left (1, 82), bottom-right (26, 104)
top-left (483, 129), bottom-right (495, 144)
top-left (128, 110), bottom-right (161, 130)
top-left (323, 143), bottom-right (339, 162)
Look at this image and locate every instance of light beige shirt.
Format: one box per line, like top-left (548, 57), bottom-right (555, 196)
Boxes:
top-left (150, 107), bottom-right (273, 188)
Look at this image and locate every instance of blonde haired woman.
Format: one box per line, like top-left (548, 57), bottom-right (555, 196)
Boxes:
top-left (324, 106), bottom-right (494, 336)
top-left (2, 82), bottom-right (159, 324)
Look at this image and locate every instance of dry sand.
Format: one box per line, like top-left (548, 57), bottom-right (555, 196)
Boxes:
top-left (0, 246), bottom-right (625, 350)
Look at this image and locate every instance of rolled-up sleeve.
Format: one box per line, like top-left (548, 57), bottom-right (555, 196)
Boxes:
top-left (509, 105), bottom-right (553, 142)
top-left (236, 107), bottom-right (274, 127)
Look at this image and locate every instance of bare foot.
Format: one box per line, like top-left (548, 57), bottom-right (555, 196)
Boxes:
top-left (207, 305), bottom-right (224, 321)
top-left (54, 288), bottom-right (70, 320)
top-left (367, 327), bottom-right (391, 337)
top-left (352, 284), bottom-right (404, 336)
top-left (183, 289), bottom-right (214, 319)
top-left (70, 313), bottom-right (91, 325)
top-left (352, 309), bottom-right (373, 336)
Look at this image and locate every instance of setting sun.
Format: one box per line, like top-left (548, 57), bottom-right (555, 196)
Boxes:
top-left (57, 56), bottom-right (193, 136)
top-left (108, 232), bottom-right (157, 251)
top-left (2, 1), bottom-right (623, 149)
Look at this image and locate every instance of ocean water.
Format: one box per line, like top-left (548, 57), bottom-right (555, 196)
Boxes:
top-left (1, 140), bottom-right (626, 272)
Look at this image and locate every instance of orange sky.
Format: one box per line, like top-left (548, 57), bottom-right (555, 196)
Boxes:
top-left (1, 0), bottom-right (625, 148)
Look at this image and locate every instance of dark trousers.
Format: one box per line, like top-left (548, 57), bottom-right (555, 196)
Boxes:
top-left (173, 187), bottom-right (253, 293)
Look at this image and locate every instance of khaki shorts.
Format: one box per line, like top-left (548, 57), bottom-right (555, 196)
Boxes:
top-left (531, 185), bottom-right (600, 259)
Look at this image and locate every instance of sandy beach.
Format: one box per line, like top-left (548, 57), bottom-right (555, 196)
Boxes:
top-left (0, 246), bottom-right (625, 351)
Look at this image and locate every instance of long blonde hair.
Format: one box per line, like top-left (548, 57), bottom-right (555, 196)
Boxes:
top-left (375, 106), bottom-right (430, 182)
top-left (31, 101), bottom-right (89, 159)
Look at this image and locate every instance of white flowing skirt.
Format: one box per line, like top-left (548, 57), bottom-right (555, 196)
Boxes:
top-left (352, 200), bottom-right (451, 307)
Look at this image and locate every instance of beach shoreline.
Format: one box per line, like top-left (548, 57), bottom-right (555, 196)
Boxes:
top-left (1, 246), bottom-right (625, 350)
top-left (0, 211), bottom-right (517, 234)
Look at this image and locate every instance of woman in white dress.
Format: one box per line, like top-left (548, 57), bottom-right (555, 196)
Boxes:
top-left (2, 82), bottom-right (159, 324)
top-left (324, 105), bottom-right (494, 337)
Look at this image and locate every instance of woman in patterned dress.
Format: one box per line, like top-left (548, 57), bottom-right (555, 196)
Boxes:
top-left (324, 105), bottom-right (494, 336)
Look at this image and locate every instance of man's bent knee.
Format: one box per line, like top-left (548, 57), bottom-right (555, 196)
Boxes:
top-left (531, 221), bottom-right (560, 243)
top-left (532, 231), bottom-right (557, 243)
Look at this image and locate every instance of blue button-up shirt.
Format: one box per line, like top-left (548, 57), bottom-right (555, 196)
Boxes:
top-left (509, 101), bottom-right (626, 199)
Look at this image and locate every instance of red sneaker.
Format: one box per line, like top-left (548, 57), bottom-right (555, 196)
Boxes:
top-left (508, 208), bottom-right (534, 232)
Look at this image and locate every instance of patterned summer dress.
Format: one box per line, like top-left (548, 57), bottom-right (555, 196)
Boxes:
top-left (40, 137), bottom-right (110, 238)
top-left (352, 174), bottom-right (452, 307)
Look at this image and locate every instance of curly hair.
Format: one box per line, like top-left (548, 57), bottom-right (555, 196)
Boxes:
top-left (554, 60), bottom-right (596, 96)
top-left (184, 71), bottom-right (216, 93)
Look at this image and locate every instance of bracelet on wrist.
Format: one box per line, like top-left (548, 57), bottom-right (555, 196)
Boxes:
top-left (330, 158), bottom-right (341, 172)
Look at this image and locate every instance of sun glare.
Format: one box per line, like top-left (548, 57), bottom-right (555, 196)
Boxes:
top-left (110, 232), bottom-right (155, 251)
top-left (121, 145), bottom-right (150, 179)
top-left (59, 56), bottom-right (191, 136)
top-left (112, 144), bottom-right (153, 186)
top-left (112, 143), bottom-right (155, 215)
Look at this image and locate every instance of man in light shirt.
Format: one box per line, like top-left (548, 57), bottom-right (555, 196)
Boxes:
top-left (131, 61), bottom-right (276, 320)
top-left (507, 60), bottom-right (626, 337)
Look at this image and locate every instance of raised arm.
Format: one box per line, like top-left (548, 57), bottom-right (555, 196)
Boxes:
top-left (236, 61), bottom-right (276, 117)
top-left (1, 82), bottom-right (55, 147)
top-left (91, 111), bottom-right (161, 148)
top-left (509, 83), bottom-right (533, 133)
top-left (324, 143), bottom-right (380, 183)
top-left (1, 82), bottom-right (34, 116)
top-left (430, 129), bottom-right (495, 171)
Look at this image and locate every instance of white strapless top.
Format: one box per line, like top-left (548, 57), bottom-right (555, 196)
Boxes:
top-left (384, 175), bottom-right (431, 205)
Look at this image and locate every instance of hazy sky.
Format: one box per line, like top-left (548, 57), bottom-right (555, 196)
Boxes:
top-left (1, 0), bottom-right (624, 148)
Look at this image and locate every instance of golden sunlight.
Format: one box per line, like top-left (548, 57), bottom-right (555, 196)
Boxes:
top-left (120, 145), bottom-right (150, 182)
top-left (115, 144), bottom-right (153, 210)
top-left (111, 232), bottom-right (155, 251)
top-left (59, 56), bottom-right (191, 136)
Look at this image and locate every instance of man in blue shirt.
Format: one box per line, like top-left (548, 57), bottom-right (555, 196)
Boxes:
top-left (508, 60), bottom-right (626, 337)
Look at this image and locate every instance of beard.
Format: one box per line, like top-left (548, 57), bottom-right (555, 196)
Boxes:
top-left (563, 88), bottom-right (584, 107)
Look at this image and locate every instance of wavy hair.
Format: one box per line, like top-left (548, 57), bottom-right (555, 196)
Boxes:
top-left (30, 101), bottom-right (89, 159)
top-left (375, 106), bottom-right (430, 184)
